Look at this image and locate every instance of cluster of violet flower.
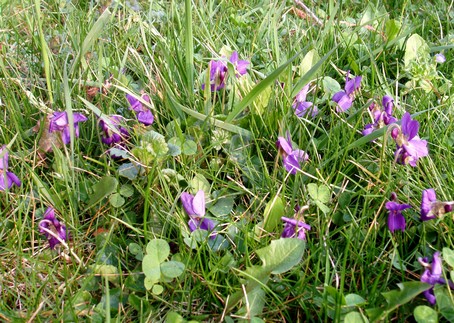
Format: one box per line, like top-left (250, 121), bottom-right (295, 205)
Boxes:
top-left (0, 145), bottom-right (21, 191)
top-left (0, 88), bottom-right (156, 249)
top-left (384, 189), bottom-right (454, 304)
top-left (283, 66), bottom-right (453, 305)
top-left (35, 50), bottom-right (249, 248)
top-left (202, 51), bottom-right (249, 91)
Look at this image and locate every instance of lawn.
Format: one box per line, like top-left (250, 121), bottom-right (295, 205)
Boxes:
top-left (0, 0), bottom-right (453, 322)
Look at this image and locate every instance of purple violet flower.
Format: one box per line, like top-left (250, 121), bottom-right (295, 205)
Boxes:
top-left (0, 146), bottom-right (21, 191)
top-left (362, 95), bottom-right (397, 136)
top-left (49, 111), bottom-right (88, 145)
top-left (99, 115), bottom-right (130, 146)
top-left (276, 132), bottom-right (309, 175)
top-left (180, 190), bottom-right (216, 239)
top-left (229, 51), bottom-right (249, 77)
top-left (385, 192), bottom-right (411, 233)
top-left (420, 188), bottom-right (454, 221)
top-left (332, 71), bottom-right (362, 112)
top-left (418, 252), bottom-right (454, 305)
top-left (203, 51), bottom-right (249, 91)
top-left (391, 112), bottom-right (428, 167)
top-left (435, 53), bottom-right (446, 64)
top-left (281, 216), bottom-right (311, 240)
top-left (126, 93), bottom-right (154, 126)
top-left (39, 207), bottom-right (68, 249)
top-left (292, 84), bottom-right (318, 118)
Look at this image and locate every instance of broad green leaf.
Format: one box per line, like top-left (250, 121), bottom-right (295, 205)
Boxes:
top-left (152, 284), bottom-right (164, 295)
top-left (256, 238), bottom-right (306, 274)
top-left (119, 184), bottom-right (134, 197)
top-left (109, 193), bottom-right (125, 208)
top-left (291, 46), bottom-right (337, 98)
top-left (390, 249), bottom-right (407, 271)
top-left (167, 142), bottom-right (181, 156)
top-left (209, 196), bottom-right (234, 217)
top-left (236, 287), bottom-right (265, 318)
top-left (160, 261), bottom-right (185, 278)
top-left (189, 174), bottom-right (211, 195)
top-left (107, 147), bottom-right (129, 159)
top-left (97, 287), bottom-right (123, 315)
top-left (183, 236), bottom-right (197, 249)
top-left (307, 183), bottom-right (319, 200)
top-left (382, 281), bottom-right (432, 312)
top-left (317, 185), bottom-right (330, 203)
top-left (368, 282), bottom-right (432, 321)
top-left (143, 276), bottom-right (155, 290)
top-left (345, 293), bottom-right (367, 306)
top-left (299, 49), bottom-right (320, 77)
top-left (263, 196), bottom-right (285, 232)
top-left (442, 247), bottom-right (454, 268)
top-left (322, 76), bottom-right (341, 95)
top-left (404, 34), bottom-right (430, 68)
top-left (308, 183), bottom-right (331, 203)
top-left (165, 311), bottom-right (185, 323)
top-left (365, 308), bottom-right (384, 322)
top-left (227, 48), bottom-right (308, 122)
top-left (182, 140), bottom-right (197, 155)
top-left (315, 201), bottom-right (331, 215)
top-left (325, 285), bottom-right (346, 305)
top-left (344, 311), bottom-right (369, 323)
top-left (88, 176), bottom-right (118, 206)
top-left (414, 305), bottom-right (438, 323)
top-left (146, 239), bottom-right (170, 263)
top-left (90, 264), bottom-right (118, 283)
top-left (142, 254), bottom-right (161, 286)
top-left (118, 162), bottom-right (141, 180)
top-left (385, 19), bottom-right (401, 41)
top-left (225, 265), bottom-right (270, 313)
top-left (128, 243), bottom-right (142, 256)
top-left (434, 285), bottom-right (454, 322)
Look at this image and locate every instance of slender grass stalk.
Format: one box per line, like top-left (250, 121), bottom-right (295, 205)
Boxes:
top-left (33, 0), bottom-right (53, 104)
top-left (185, 0), bottom-right (194, 92)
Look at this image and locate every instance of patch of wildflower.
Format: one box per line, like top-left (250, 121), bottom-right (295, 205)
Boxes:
top-left (39, 207), bottom-right (68, 249)
top-left (203, 51), bottom-right (249, 91)
top-left (434, 53), bottom-right (446, 64)
top-left (281, 206), bottom-right (310, 240)
top-left (292, 84), bottom-right (318, 118)
top-left (0, 145), bottom-right (21, 191)
top-left (332, 71), bottom-right (362, 112)
top-left (181, 190), bottom-right (216, 239)
top-left (48, 111), bottom-right (88, 145)
top-left (385, 192), bottom-right (411, 233)
top-left (418, 252), bottom-right (454, 305)
top-left (99, 115), bottom-right (130, 146)
top-left (391, 112), bottom-right (428, 167)
top-left (126, 93), bottom-right (154, 126)
top-left (276, 132), bottom-right (309, 175)
top-left (420, 188), bottom-right (454, 221)
top-left (362, 95), bottom-right (397, 136)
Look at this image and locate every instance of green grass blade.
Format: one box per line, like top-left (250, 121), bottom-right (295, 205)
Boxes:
top-left (291, 46), bottom-right (338, 98)
top-left (71, 9), bottom-right (112, 74)
top-left (225, 49), bottom-right (308, 122)
top-left (170, 94), bottom-right (252, 138)
top-left (185, 0), bottom-right (194, 91)
top-left (33, 0), bottom-right (53, 104)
